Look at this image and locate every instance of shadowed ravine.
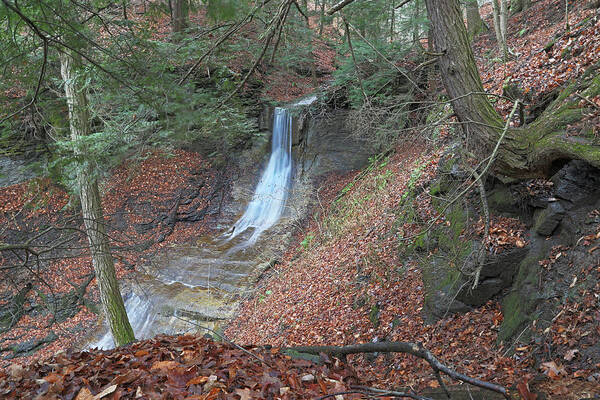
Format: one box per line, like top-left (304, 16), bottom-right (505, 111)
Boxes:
top-left (91, 101), bottom-right (310, 349)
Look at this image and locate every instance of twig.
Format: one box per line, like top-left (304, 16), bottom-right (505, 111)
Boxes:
top-left (399, 100), bottom-right (520, 243)
top-left (394, 0), bottom-right (416, 9)
top-left (178, 0), bottom-right (273, 85)
top-left (575, 93), bottom-right (600, 109)
top-left (217, 0), bottom-right (293, 107)
top-left (0, 0), bottom-right (48, 124)
top-left (326, 0), bottom-right (357, 15)
top-left (463, 164), bottom-right (490, 289)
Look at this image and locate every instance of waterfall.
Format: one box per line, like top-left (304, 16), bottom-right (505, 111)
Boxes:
top-left (89, 97), bottom-right (314, 351)
top-left (229, 107), bottom-right (293, 243)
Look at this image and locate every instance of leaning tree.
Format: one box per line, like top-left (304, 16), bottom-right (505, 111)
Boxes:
top-left (424, 0), bottom-right (600, 180)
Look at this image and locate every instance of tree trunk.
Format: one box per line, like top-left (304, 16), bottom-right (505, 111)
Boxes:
top-left (412, 0), bottom-right (424, 49)
top-left (424, 0), bottom-right (600, 179)
top-left (466, 0), bottom-right (488, 38)
top-left (390, 0), bottom-right (395, 43)
top-left (510, 0), bottom-right (530, 14)
top-left (172, 0), bottom-right (188, 33)
top-left (492, 0), bottom-right (509, 60)
top-left (59, 49), bottom-right (135, 347)
top-left (319, 0), bottom-right (326, 36)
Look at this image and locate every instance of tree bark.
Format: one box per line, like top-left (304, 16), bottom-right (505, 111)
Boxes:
top-left (466, 0), bottom-right (488, 38)
top-left (172, 0), bottom-right (188, 33)
top-left (59, 49), bottom-right (135, 347)
top-left (510, 0), bottom-right (531, 14)
top-left (319, 0), bottom-right (326, 35)
top-left (492, 0), bottom-right (509, 60)
top-left (424, 0), bottom-right (600, 179)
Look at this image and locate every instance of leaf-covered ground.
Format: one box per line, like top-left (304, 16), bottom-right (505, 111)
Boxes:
top-left (226, 141), bottom-right (528, 390)
top-left (0, 334), bottom-right (367, 399)
top-left (227, 1), bottom-right (600, 396)
top-left (2, 1), bottom-right (600, 398)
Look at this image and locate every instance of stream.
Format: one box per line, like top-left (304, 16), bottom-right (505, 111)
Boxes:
top-left (91, 102), bottom-right (305, 349)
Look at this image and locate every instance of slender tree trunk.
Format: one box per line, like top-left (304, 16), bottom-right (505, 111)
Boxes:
top-left (172, 0), bottom-right (188, 33)
top-left (492, 0), bottom-right (509, 60)
top-left (59, 49), bottom-right (135, 347)
top-left (412, 0), bottom-right (424, 49)
top-left (319, 0), bottom-right (326, 35)
top-left (270, 2), bottom-right (292, 64)
top-left (466, 0), bottom-right (488, 38)
top-left (424, 0), bottom-right (600, 179)
top-left (390, 0), bottom-right (395, 43)
top-left (565, 0), bottom-right (570, 30)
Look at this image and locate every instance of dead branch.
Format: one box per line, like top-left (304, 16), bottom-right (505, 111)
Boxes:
top-left (463, 164), bottom-right (490, 289)
top-left (285, 342), bottom-right (510, 399)
top-left (395, 0), bottom-right (416, 9)
top-left (399, 100), bottom-right (520, 243)
top-left (218, 0), bottom-right (294, 107)
top-left (326, 0), bottom-right (358, 15)
top-left (178, 0), bottom-right (273, 85)
top-left (352, 386), bottom-right (433, 400)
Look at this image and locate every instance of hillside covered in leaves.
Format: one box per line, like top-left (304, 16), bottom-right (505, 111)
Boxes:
top-left (1, 0), bottom-right (600, 399)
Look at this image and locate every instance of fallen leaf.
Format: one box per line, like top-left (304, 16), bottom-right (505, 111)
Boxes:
top-left (150, 360), bottom-right (179, 371)
top-left (186, 376), bottom-right (209, 386)
top-left (75, 387), bottom-right (94, 400)
top-left (93, 384), bottom-right (117, 399)
top-left (541, 361), bottom-right (566, 379)
top-left (564, 349), bottom-right (579, 361)
top-left (235, 388), bottom-right (254, 400)
top-left (517, 379), bottom-right (537, 400)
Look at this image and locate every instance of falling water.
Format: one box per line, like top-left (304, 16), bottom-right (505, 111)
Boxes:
top-left (228, 107), bottom-right (293, 244)
top-left (89, 99), bottom-right (312, 350)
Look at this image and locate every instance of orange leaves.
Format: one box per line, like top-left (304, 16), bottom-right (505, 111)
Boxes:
top-left (476, 216), bottom-right (528, 252)
top-left (473, 0), bottom-right (600, 119)
top-left (517, 378), bottom-right (538, 400)
top-left (0, 335), bottom-right (359, 399)
top-left (0, 149), bottom-right (218, 369)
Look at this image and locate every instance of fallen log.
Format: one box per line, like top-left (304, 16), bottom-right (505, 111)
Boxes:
top-left (285, 341), bottom-right (510, 399)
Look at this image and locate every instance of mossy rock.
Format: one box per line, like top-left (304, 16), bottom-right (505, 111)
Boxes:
top-left (498, 241), bottom-right (550, 342)
top-left (487, 184), bottom-right (520, 215)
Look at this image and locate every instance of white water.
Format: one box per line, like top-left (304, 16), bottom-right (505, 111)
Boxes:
top-left (90, 101), bottom-right (305, 350)
top-left (228, 107), bottom-right (293, 244)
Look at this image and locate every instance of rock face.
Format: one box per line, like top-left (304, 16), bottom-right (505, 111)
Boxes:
top-left (0, 156), bottom-right (38, 188)
top-left (259, 104), bottom-right (375, 178)
top-left (421, 154), bottom-right (600, 342)
top-left (533, 201), bottom-right (565, 236)
top-left (292, 110), bottom-right (375, 177)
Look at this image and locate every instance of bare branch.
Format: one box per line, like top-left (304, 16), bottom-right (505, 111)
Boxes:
top-left (326, 0), bottom-right (358, 15)
top-left (286, 342), bottom-right (510, 399)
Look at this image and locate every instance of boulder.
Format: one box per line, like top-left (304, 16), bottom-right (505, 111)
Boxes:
top-left (533, 201), bottom-right (566, 236)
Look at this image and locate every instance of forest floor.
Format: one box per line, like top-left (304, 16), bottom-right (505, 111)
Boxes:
top-left (1, 0), bottom-right (600, 399)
